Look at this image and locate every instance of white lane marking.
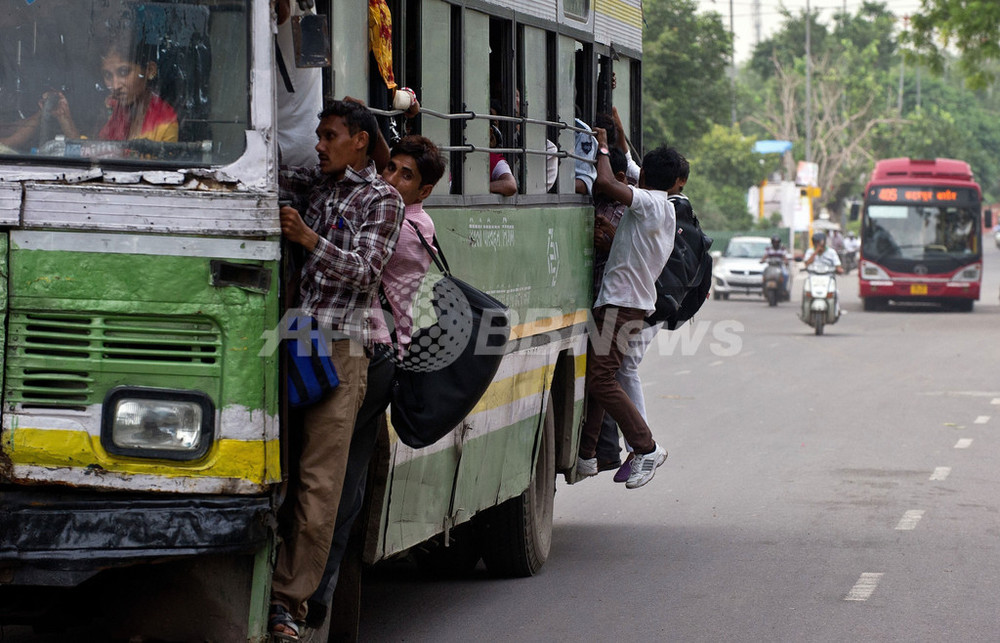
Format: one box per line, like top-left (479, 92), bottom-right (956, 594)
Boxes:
top-left (675, 370), bottom-right (692, 376)
top-left (929, 467), bottom-right (951, 481)
top-left (709, 360), bottom-right (724, 367)
top-left (845, 573), bottom-right (884, 601)
top-left (974, 416), bottom-right (990, 424)
top-left (955, 438), bottom-right (973, 449)
top-left (895, 510), bottom-right (925, 530)
top-left (992, 398), bottom-right (1000, 405)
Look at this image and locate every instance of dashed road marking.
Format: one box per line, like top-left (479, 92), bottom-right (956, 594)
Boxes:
top-left (845, 573), bottom-right (884, 601)
top-left (992, 398), bottom-right (1000, 405)
top-left (955, 438), bottom-right (973, 449)
top-left (974, 416), bottom-right (990, 424)
top-left (675, 370), bottom-right (691, 376)
top-left (929, 467), bottom-right (951, 481)
top-left (895, 510), bottom-right (925, 530)
top-left (709, 360), bottom-right (724, 367)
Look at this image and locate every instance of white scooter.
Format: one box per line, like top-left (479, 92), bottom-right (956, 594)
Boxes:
top-left (800, 262), bottom-right (840, 335)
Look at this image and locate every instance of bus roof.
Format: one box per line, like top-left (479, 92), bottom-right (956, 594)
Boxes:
top-left (869, 157), bottom-right (975, 184)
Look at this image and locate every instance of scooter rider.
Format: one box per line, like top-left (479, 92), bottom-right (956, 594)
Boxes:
top-left (760, 234), bottom-right (790, 294)
top-left (803, 231), bottom-right (844, 275)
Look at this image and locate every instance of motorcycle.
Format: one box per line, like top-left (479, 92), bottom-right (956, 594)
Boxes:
top-left (799, 262), bottom-right (840, 335)
top-left (838, 248), bottom-right (858, 274)
top-left (762, 257), bottom-right (789, 307)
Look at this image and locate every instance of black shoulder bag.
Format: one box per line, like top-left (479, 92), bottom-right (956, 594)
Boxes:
top-left (389, 224), bottom-right (511, 449)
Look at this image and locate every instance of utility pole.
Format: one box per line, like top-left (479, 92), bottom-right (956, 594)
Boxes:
top-left (730, 0), bottom-right (736, 125)
top-left (805, 0), bottom-right (812, 163)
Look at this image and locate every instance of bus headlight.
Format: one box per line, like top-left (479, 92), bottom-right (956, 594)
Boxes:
top-left (860, 260), bottom-right (890, 280)
top-left (102, 388), bottom-right (214, 460)
top-left (952, 263), bottom-right (981, 282)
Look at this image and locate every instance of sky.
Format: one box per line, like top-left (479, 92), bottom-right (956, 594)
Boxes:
top-left (694, 0), bottom-right (929, 63)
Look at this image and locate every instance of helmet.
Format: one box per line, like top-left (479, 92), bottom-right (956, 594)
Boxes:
top-left (812, 231), bottom-right (826, 245)
top-left (770, 235), bottom-right (781, 247)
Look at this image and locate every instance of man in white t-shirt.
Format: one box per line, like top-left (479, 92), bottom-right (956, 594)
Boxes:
top-left (576, 128), bottom-right (683, 489)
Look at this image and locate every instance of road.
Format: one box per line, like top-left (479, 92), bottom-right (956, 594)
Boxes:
top-left (360, 243), bottom-right (1000, 641)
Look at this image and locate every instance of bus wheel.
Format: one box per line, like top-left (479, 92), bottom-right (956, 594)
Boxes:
top-left (862, 297), bottom-right (884, 311)
top-left (413, 521), bottom-right (482, 577)
top-left (479, 395), bottom-right (555, 578)
top-left (954, 299), bottom-right (974, 312)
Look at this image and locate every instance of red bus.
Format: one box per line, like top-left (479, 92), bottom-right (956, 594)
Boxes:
top-left (859, 158), bottom-right (983, 311)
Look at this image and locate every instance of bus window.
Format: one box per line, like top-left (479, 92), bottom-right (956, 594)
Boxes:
top-left (0, 0), bottom-right (248, 167)
top-left (489, 16), bottom-right (518, 196)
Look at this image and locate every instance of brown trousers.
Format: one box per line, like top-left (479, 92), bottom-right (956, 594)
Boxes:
top-left (579, 305), bottom-right (656, 458)
top-left (271, 338), bottom-right (369, 622)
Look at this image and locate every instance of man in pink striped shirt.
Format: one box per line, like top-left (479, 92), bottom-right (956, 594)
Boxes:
top-left (303, 135), bottom-right (447, 633)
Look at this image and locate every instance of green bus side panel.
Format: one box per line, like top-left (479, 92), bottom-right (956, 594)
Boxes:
top-left (427, 203), bottom-right (594, 316)
top-left (379, 419), bottom-right (537, 558)
top-left (454, 414), bottom-right (538, 516)
top-left (375, 202), bottom-right (594, 558)
top-left (0, 234), bottom-right (6, 395)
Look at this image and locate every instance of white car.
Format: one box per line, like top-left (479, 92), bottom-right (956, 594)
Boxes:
top-left (711, 235), bottom-right (772, 300)
top-left (994, 226), bottom-right (1000, 249)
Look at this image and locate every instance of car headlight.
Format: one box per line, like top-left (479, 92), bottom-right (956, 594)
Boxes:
top-left (102, 388), bottom-right (214, 460)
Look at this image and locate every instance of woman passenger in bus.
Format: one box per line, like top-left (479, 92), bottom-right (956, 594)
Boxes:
top-left (37, 41), bottom-right (178, 144)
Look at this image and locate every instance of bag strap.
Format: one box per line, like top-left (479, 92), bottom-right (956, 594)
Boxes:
top-left (407, 219), bottom-right (450, 275)
top-left (275, 36), bottom-right (295, 93)
top-left (378, 284), bottom-right (401, 350)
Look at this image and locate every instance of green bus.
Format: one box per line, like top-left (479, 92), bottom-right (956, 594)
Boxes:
top-left (0, 0), bottom-right (644, 639)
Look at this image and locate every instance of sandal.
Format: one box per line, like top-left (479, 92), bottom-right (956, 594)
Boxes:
top-left (269, 603), bottom-right (301, 642)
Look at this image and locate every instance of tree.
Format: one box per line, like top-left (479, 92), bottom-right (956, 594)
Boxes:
top-left (740, 3), bottom-right (905, 219)
top-left (907, 0), bottom-right (1000, 90)
top-left (641, 0), bottom-right (731, 152)
top-left (686, 124), bottom-right (772, 230)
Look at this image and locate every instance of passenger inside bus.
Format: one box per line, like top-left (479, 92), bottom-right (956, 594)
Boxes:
top-left (74, 41), bottom-right (177, 143)
top-left (489, 100), bottom-right (518, 196)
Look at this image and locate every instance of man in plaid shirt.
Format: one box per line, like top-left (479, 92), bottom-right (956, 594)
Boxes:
top-left (270, 99), bottom-right (404, 639)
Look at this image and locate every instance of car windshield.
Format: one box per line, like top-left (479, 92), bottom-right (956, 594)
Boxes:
top-left (0, 0), bottom-right (249, 168)
top-left (863, 204), bottom-right (980, 259)
top-left (725, 240), bottom-right (770, 258)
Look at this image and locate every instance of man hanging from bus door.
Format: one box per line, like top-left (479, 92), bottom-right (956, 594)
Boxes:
top-left (303, 134), bottom-right (448, 637)
top-left (270, 99), bottom-right (405, 641)
top-left (577, 128), bottom-right (682, 489)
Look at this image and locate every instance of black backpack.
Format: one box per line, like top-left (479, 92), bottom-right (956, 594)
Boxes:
top-left (645, 194), bottom-right (714, 330)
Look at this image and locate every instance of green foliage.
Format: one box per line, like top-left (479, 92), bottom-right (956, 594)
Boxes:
top-left (907, 0), bottom-right (1000, 90)
top-left (641, 0), bottom-right (732, 152)
top-left (686, 124), bottom-right (771, 230)
top-left (640, 0), bottom-right (1000, 224)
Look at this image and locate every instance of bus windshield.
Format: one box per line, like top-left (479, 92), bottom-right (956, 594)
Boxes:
top-left (0, 0), bottom-right (249, 167)
top-left (863, 203), bottom-right (980, 261)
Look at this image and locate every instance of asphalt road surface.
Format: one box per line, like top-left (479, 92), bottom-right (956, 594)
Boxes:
top-left (360, 243), bottom-right (1000, 642)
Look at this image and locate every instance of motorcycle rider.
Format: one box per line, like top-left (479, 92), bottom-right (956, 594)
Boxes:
top-left (803, 231), bottom-right (844, 275)
top-left (802, 231), bottom-right (844, 325)
top-left (760, 234), bottom-right (790, 295)
top-left (843, 231), bottom-right (860, 254)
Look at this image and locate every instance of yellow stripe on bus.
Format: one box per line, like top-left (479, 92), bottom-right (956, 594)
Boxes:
top-left (7, 427), bottom-right (281, 483)
top-left (509, 309), bottom-right (588, 341)
top-left (595, 0), bottom-right (643, 27)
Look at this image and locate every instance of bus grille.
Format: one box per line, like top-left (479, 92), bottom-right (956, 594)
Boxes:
top-left (6, 312), bottom-right (222, 410)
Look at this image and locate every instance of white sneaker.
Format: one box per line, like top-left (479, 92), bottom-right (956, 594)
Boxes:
top-left (576, 456), bottom-right (598, 477)
top-left (625, 443), bottom-right (668, 489)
